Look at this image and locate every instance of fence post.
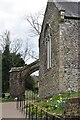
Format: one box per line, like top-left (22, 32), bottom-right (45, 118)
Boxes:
top-left (41, 109), bottom-right (43, 120)
top-left (25, 103), bottom-right (28, 118)
top-left (21, 98), bottom-right (23, 111)
top-left (32, 104), bottom-right (34, 120)
top-left (29, 103), bottom-right (31, 119)
top-left (21, 100), bottom-right (23, 111)
top-left (23, 98), bottom-right (25, 114)
top-left (52, 115), bottom-right (55, 120)
top-left (46, 112), bottom-right (48, 120)
top-left (20, 97), bottom-right (21, 108)
top-left (36, 106), bottom-right (38, 120)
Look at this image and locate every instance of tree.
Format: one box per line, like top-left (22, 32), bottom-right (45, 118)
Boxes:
top-left (26, 10), bottom-right (44, 37)
top-left (25, 76), bottom-right (35, 91)
top-left (2, 31), bottom-right (25, 93)
top-left (0, 30), bottom-right (10, 52)
top-left (25, 10), bottom-right (44, 60)
top-left (10, 38), bottom-right (22, 54)
top-left (0, 30), bottom-right (37, 63)
top-left (0, 51), bottom-right (2, 94)
top-left (10, 53), bottom-right (25, 67)
top-left (2, 48), bottom-right (25, 93)
top-left (2, 33), bottom-right (11, 93)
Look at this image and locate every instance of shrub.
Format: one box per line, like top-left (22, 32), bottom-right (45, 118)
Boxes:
top-left (2, 93), bottom-right (5, 98)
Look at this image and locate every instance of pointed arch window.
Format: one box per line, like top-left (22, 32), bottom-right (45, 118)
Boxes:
top-left (44, 23), bottom-right (52, 69)
top-left (46, 35), bottom-right (51, 69)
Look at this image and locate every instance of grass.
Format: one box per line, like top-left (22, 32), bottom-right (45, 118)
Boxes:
top-left (1, 99), bottom-right (17, 102)
top-left (33, 92), bottom-right (80, 116)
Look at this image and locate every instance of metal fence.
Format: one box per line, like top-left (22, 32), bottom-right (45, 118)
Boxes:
top-left (16, 92), bottom-right (62, 120)
top-left (16, 92), bottom-right (80, 120)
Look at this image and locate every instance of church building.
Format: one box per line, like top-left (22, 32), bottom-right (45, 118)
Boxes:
top-left (39, 0), bottom-right (80, 98)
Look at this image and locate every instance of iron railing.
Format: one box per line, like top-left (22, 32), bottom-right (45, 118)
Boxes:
top-left (16, 91), bottom-right (62, 120)
top-left (16, 91), bottom-right (80, 120)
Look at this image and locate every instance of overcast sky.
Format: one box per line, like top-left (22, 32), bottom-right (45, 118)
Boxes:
top-left (0, 0), bottom-right (47, 64)
top-left (0, 0), bottom-right (47, 34)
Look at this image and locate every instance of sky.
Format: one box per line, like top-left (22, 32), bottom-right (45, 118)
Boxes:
top-left (0, 0), bottom-right (47, 63)
top-left (0, 0), bottom-right (47, 34)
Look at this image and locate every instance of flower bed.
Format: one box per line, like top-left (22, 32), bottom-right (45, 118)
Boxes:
top-left (32, 92), bottom-right (80, 116)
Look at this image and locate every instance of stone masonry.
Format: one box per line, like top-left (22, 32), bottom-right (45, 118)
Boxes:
top-left (39, 1), bottom-right (60, 99)
top-left (59, 19), bottom-right (79, 92)
top-left (9, 59), bottom-right (39, 97)
top-left (39, 1), bottom-right (80, 99)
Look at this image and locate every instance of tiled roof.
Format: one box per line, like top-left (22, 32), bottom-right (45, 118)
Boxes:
top-left (48, 0), bottom-right (80, 18)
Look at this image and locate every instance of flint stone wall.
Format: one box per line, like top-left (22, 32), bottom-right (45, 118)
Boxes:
top-left (39, 2), bottom-right (80, 99)
top-left (59, 19), bottom-right (80, 93)
top-left (39, 2), bottom-right (60, 99)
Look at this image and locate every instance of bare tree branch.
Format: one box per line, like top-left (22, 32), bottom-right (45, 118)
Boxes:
top-left (24, 10), bottom-right (44, 60)
top-left (10, 38), bottom-right (22, 54)
top-left (25, 10), bottom-right (44, 37)
top-left (0, 30), bottom-right (10, 51)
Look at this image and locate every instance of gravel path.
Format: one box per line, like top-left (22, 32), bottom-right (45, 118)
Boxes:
top-left (0, 102), bottom-right (25, 119)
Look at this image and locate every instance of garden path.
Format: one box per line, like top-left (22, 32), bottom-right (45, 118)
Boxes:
top-left (0, 102), bottom-right (25, 119)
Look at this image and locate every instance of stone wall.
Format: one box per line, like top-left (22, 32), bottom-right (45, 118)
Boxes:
top-left (39, 2), bottom-right (80, 99)
top-left (59, 19), bottom-right (79, 92)
top-left (9, 60), bottom-right (39, 98)
top-left (9, 70), bottom-right (25, 97)
top-left (39, 2), bottom-right (60, 99)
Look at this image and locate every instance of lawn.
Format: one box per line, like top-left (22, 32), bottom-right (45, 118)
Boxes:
top-left (0, 99), bottom-right (17, 102)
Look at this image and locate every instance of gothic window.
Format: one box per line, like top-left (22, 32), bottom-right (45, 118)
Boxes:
top-left (46, 35), bottom-right (51, 69)
top-left (44, 24), bottom-right (51, 69)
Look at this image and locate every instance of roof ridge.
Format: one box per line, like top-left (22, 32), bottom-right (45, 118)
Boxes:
top-left (48, 0), bottom-right (78, 2)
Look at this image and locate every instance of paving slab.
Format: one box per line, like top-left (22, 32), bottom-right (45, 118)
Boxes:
top-left (0, 102), bottom-right (25, 119)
